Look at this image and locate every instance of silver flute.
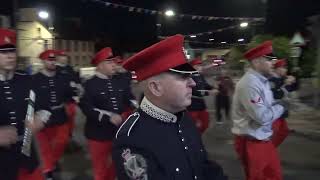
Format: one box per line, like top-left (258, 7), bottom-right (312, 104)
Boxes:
top-left (21, 90), bottom-right (36, 157)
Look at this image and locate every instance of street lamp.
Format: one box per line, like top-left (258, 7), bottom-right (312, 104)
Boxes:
top-left (240, 22), bottom-right (248, 28)
top-left (221, 41), bottom-right (227, 44)
top-left (165, 9), bottom-right (175, 17)
top-left (209, 38), bottom-right (215, 41)
top-left (190, 35), bottom-right (197, 38)
top-left (238, 38), bottom-right (245, 42)
top-left (38, 10), bottom-right (49, 20)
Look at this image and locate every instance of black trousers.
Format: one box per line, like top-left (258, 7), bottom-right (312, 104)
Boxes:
top-left (215, 95), bottom-right (230, 122)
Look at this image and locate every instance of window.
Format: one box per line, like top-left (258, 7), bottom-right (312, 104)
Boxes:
top-left (82, 42), bottom-right (87, 51)
top-left (44, 40), bottom-right (49, 50)
top-left (75, 56), bottom-right (80, 65)
top-left (74, 41), bottom-right (79, 52)
top-left (89, 42), bottom-right (94, 51)
top-left (82, 56), bottom-right (87, 65)
top-left (66, 41), bottom-right (71, 51)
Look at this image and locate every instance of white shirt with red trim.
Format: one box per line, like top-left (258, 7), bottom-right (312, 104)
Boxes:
top-left (231, 68), bottom-right (284, 140)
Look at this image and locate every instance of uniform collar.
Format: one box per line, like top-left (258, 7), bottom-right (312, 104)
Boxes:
top-left (140, 97), bottom-right (177, 123)
top-left (0, 71), bottom-right (14, 81)
top-left (248, 68), bottom-right (268, 83)
top-left (41, 69), bottom-right (56, 77)
top-left (95, 71), bottom-right (111, 79)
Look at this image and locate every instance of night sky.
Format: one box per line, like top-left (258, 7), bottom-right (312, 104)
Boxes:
top-left (1, 0), bottom-right (319, 54)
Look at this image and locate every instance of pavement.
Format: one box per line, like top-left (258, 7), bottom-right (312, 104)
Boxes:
top-left (54, 104), bottom-right (320, 180)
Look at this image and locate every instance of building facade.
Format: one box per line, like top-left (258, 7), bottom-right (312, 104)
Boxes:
top-left (53, 39), bottom-right (95, 69)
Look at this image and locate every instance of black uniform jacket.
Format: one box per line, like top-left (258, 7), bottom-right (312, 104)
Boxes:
top-left (269, 76), bottom-right (295, 100)
top-left (32, 71), bottom-right (74, 127)
top-left (113, 97), bottom-right (228, 180)
top-left (79, 73), bottom-right (134, 141)
top-left (188, 74), bottom-right (213, 111)
top-left (0, 72), bottom-right (47, 180)
top-left (56, 65), bottom-right (81, 98)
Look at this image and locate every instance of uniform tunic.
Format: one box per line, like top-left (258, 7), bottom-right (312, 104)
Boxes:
top-left (268, 75), bottom-right (294, 146)
top-left (56, 65), bottom-right (81, 96)
top-left (113, 97), bottom-right (227, 180)
top-left (269, 76), bottom-right (295, 100)
top-left (32, 71), bottom-right (74, 127)
top-left (0, 72), bottom-right (45, 180)
top-left (56, 65), bottom-right (80, 84)
top-left (188, 74), bottom-right (212, 111)
top-left (79, 73), bottom-right (134, 141)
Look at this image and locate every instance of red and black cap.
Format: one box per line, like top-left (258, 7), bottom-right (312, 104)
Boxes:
top-left (244, 41), bottom-right (276, 61)
top-left (123, 34), bottom-right (197, 81)
top-left (0, 28), bottom-right (16, 51)
top-left (39, 50), bottom-right (57, 61)
top-left (274, 59), bottom-right (287, 68)
top-left (91, 47), bottom-right (115, 65)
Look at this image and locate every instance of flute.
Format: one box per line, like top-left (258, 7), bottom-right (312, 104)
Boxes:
top-left (21, 90), bottom-right (36, 157)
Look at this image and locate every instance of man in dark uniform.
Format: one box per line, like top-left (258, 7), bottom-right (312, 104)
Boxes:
top-left (114, 57), bottom-right (132, 87)
top-left (33, 50), bottom-right (75, 179)
top-left (113, 34), bottom-right (227, 180)
top-left (79, 47), bottom-right (135, 180)
top-left (0, 28), bottom-right (50, 180)
top-left (114, 56), bottom-right (138, 119)
top-left (55, 50), bottom-right (82, 151)
top-left (269, 59), bottom-right (295, 147)
top-left (187, 58), bottom-right (215, 134)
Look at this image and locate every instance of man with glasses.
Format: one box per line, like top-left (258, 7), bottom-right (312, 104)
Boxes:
top-left (231, 41), bottom-right (287, 180)
top-left (113, 35), bottom-right (227, 180)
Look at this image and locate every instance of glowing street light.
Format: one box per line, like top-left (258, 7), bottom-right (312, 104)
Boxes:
top-left (221, 41), bottom-right (227, 44)
top-left (238, 38), bottom-right (245, 42)
top-left (190, 35), bottom-right (197, 38)
top-left (209, 38), bottom-right (215, 41)
top-left (240, 22), bottom-right (248, 28)
top-left (38, 10), bottom-right (49, 20)
top-left (165, 9), bottom-right (175, 17)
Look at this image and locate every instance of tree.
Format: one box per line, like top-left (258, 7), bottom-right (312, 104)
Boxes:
top-left (247, 34), bottom-right (291, 59)
top-left (247, 34), bottom-right (273, 50)
top-left (227, 46), bottom-right (246, 70)
top-left (300, 48), bottom-right (317, 77)
top-left (227, 34), bottom-right (316, 77)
